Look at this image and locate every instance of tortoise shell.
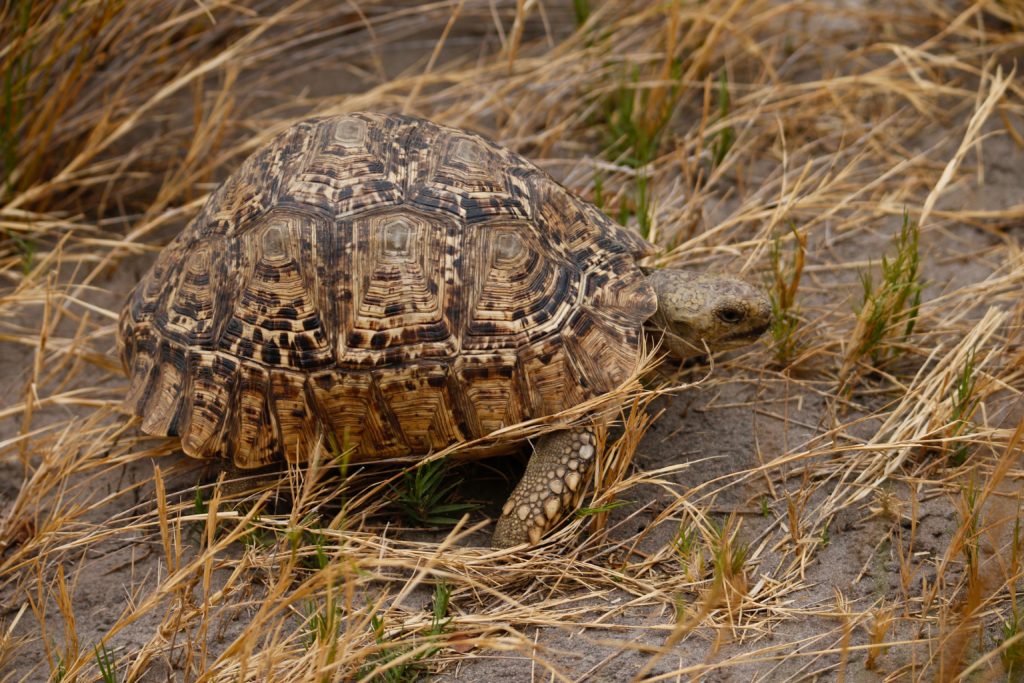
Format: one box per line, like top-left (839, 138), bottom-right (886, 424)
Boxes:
top-left (117, 113), bottom-right (657, 467)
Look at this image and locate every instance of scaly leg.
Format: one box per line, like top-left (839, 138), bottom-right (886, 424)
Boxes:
top-left (491, 427), bottom-right (597, 547)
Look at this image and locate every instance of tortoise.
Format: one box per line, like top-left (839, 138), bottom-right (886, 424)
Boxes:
top-left (117, 112), bottom-right (771, 547)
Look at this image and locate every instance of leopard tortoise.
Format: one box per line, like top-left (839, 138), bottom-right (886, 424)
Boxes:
top-left (117, 112), bottom-right (770, 547)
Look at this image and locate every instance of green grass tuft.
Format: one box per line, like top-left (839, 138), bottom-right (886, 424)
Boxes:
top-left (768, 224), bottom-right (806, 365)
top-left (672, 524), bottom-right (707, 583)
top-left (601, 61), bottom-right (681, 238)
top-left (673, 525), bottom-right (697, 557)
top-left (4, 229), bottom-right (35, 275)
top-left (94, 642), bottom-right (117, 683)
top-left (572, 0), bottom-right (591, 28)
top-left (357, 582), bottom-right (453, 682)
top-left (391, 458), bottom-right (475, 527)
top-left (710, 71), bottom-right (735, 167)
top-left (947, 347), bottom-right (979, 465)
top-left (296, 524), bottom-right (330, 571)
top-left (192, 487), bottom-right (206, 516)
top-left (302, 590), bottom-right (342, 672)
top-left (1000, 612), bottom-right (1024, 678)
top-left (430, 581), bottom-right (452, 635)
top-left (710, 519), bottom-right (749, 585)
top-left (853, 210), bottom-right (922, 365)
top-left (959, 478), bottom-right (980, 579)
top-left (575, 499), bottom-right (631, 517)
top-left (0, 1), bottom-right (35, 202)
top-left (591, 10), bottom-right (685, 239)
top-left (53, 651), bottom-right (67, 682)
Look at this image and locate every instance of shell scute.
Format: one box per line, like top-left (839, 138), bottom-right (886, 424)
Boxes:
top-left (283, 114), bottom-right (405, 218)
top-left (180, 353), bottom-right (239, 459)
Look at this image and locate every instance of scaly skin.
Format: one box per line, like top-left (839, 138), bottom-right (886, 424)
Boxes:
top-left (492, 428), bottom-right (596, 547)
top-left (491, 269), bottom-right (771, 548)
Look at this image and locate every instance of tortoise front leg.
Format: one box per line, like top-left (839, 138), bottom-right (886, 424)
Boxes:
top-left (491, 427), bottom-right (597, 547)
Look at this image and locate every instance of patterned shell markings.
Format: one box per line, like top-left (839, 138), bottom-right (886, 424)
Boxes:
top-left (118, 113), bottom-right (657, 468)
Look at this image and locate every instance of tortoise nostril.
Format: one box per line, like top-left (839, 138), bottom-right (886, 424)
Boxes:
top-left (717, 307), bottom-right (745, 324)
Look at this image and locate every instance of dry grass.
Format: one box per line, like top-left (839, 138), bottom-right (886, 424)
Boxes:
top-left (3, 0), bottom-right (1024, 680)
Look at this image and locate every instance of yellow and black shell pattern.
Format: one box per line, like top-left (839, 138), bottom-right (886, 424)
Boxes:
top-left (117, 113), bottom-right (657, 467)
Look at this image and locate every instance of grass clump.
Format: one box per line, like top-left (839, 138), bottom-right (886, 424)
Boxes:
top-left (51, 651), bottom-right (67, 682)
top-left (592, 7), bottom-right (686, 238)
top-left (1000, 612), bottom-right (1024, 679)
top-left (673, 524), bottom-right (706, 583)
top-left (768, 224), bottom-right (806, 365)
top-left (302, 588), bottom-right (343, 673)
top-left (1002, 509), bottom-right (1024, 678)
top-left (841, 211), bottom-right (922, 386)
top-left (864, 602), bottom-right (894, 671)
top-left (0, 0), bottom-right (37, 202)
top-left (854, 211), bottom-right (922, 361)
top-left (946, 347), bottom-right (980, 465)
top-left (94, 642), bottom-right (118, 683)
top-left (391, 458), bottom-right (474, 528)
top-left (289, 520), bottom-right (330, 571)
top-left (4, 229), bottom-right (35, 275)
top-left (572, 0), bottom-right (591, 28)
top-left (958, 479), bottom-right (981, 580)
top-left (710, 71), bottom-right (735, 168)
top-left (357, 582), bottom-right (454, 682)
top-left (710, 517), bottom-right (749, 601)
top-left (598, 62), bottom-right (680, 237)
top-left (575, 498), bottom-right (631, 517)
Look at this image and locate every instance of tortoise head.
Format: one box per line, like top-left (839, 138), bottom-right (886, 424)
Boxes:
top-left (644, 269), bottom-right (772, 360)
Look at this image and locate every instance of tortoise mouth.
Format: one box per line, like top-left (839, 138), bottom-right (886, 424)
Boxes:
top-left (723, 321), bottom-right (770, 344)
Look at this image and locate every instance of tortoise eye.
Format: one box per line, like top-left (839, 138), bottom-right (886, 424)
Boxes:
top-left (717, 307), bottom-right (745, 324)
